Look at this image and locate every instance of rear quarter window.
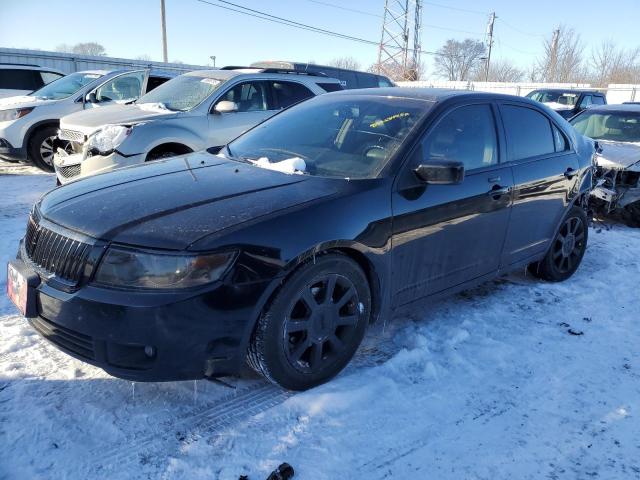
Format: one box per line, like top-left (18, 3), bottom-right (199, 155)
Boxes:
top-left (316, 82), bottom-right (343, 93)
top-left (502, 105), bottom-right (555, 161)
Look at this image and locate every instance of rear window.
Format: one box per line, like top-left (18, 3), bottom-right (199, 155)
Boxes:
top-left (0, 69), bottom-right (41, 90)
top-left (272, 81), bottom-right (314, 109)
top-left (502, 105), bottom-right (555, 160)
top-left (316, 82), bottom-right (343, 93)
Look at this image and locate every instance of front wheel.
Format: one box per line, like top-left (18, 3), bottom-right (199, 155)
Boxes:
top-left (27, 126), bottom-right (60, 172)
top-left (247, 254), bottom-right (371, 391)
top-left (528, 206), bottom-right (588, 282)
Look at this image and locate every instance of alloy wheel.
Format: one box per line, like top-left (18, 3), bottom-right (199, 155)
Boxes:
top-left (552, 216), bottom-right (585, 273)
top-left (39, 136), bottom-right (57, 167)
top-left (284, 273), bottom-right (361, 374)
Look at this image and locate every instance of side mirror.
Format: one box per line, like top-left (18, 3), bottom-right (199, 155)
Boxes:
top-left (213, 100), bottom-right (238, 114)
top-left (86, 92), bottom-right (98, 103)
top-left (414, 160), bottom-right (464, 185)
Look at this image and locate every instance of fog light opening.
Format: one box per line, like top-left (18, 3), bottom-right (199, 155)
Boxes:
top-left (144, 345), bottom-right (156, 358)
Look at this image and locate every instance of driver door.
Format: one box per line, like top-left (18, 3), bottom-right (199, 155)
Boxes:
top-left (391, 102), bottom-right (513, 306)
top-left (207, 80), bottom-right (277, 146)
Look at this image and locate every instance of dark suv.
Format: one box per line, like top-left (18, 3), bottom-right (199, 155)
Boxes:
top-left (7, 89), bottom-right (594, 391)
top-left (526, 89), bottom-right (606, 119)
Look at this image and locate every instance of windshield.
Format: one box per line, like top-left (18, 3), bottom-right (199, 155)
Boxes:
top-left (571, 111), bottom-right (640, 143)
top-left (527, 90), bottom-right (580, 107)
top-left (226, 95), bottom-right (432, 179)
top-left (137, 75), bottom-right (223, 111)
top-left (29, 72), bottom-right (103, 100)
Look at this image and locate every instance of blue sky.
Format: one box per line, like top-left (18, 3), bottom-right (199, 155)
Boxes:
top-left (1, 0), bottom-right (639, 75)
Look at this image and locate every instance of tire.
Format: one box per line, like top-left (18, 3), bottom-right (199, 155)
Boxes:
top-left (146, 151), bottom-right (179, 162)
top-left (247, 253), bottom-right (371, 391)
top-left (620, 201), bottom-right (640, 228)
top-left (27, 126), bottom-right (58, 172)
top-left (528, 206), bottom-right (588, 282)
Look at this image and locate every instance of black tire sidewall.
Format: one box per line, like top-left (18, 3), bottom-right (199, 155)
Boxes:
top-left (28, 127), bottom-right (58, 172)
top-left (540, 206), bottom-right (589, 282)
top-left (255, 255), bottom-right (371, 390)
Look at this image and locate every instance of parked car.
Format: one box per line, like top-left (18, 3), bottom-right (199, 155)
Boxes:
top-left (53, 68), bottom-right (342, 184)
top-left (570, 104), bottom-right (640, 225)
top-left (0, 69), bottom-right (173, 171)
top-left (526, 89), bottom-right (606, 119)
top-left (0, 63), bottom-right (64, 99)
top-left (250, 60), bottom-right (394, 89)
top-left (7, 89), bottom-right (593, 390)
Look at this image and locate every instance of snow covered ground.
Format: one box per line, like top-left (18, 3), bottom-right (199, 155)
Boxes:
top-left (1, 160), bottom-right (640, 480)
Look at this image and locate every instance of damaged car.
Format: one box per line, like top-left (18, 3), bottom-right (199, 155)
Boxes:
top-left (570, 104), bottom-right (640, 226)
top-left (526, 89), bottom-right (606, 119)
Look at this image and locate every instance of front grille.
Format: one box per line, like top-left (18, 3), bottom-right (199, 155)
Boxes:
top-left (31, 317), bottom-right (95, 360)
top-left (24, 213), bottom-right (91, 284)
top-left (58, 129), bottom-right (85, 143)
top-left (58, 163), bottom-right (81, 179)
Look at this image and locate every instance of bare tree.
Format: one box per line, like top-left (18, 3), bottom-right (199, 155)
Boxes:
top-left (473, 59), bottom-right (524, 82)
top-left (328, 56), bottom-right (362, 71)
top-left (590, 41), bottom-right (640, 85)
top-left (55, 42), bottom-right (107, 56)
top-left (434, 39), bottom-right (486, 81)
top-left (537, 26), bottom-right (585, 82)
top-left (367, 59), bottom-right (425, 81)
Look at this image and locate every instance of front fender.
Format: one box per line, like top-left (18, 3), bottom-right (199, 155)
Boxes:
top-left (117, 123), bottom-right (205, 156)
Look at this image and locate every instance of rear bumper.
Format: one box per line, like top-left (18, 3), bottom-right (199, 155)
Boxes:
top-left (13, 254), bottom-right (272, 382)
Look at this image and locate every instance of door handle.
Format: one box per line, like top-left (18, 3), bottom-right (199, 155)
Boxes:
top-left (487, 185), bottom-right (511, 197)
top-left (564, 168), bottom-right (578, 179)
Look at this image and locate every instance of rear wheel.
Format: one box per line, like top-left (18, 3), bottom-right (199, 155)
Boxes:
top-left (247, 254), bottom-right (371, 390)
top-left (528, 206), bottom-right (588, 282)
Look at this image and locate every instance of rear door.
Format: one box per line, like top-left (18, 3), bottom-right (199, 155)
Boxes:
top-left (391, 101), bottom-right (513, 305)
top-left (207, 80), bottom-right (277, 146)
top-left (498, 102), bottom-right (580, 267)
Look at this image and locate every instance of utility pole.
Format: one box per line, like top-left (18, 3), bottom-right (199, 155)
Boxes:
top-left (548, 28), bottom-right (560, 82)
top-left (160, 0), bottom-right (168, 63)
top-left (484, 12), bottom-right (496, 82)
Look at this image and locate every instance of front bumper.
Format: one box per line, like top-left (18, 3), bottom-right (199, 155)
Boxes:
top-left (0, 119), bottom-right (28, 161)
top-left (54, 150), bottom-right (146, 184)
top-left (0, 138), bottom-right (27, 162)
top-left (13, 253), bottom-right (272, 381)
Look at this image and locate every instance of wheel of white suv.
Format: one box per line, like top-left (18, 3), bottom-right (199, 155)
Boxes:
top-left (27, 126), bottom-right (58, 172)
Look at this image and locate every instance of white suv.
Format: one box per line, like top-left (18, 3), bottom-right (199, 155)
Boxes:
top-left (0, 63), bottom-right (64, 99)
top-left (0, 69), bottom-right (172, 171)
top-left (53, 68), bottom-right (342, 184)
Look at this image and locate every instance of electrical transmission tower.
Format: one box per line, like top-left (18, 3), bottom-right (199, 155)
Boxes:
top-left (376, 0), bottom-right (423, 81)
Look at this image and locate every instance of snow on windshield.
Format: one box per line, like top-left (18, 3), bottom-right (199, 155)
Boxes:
top-left (249, 157), bottom-right (306, 174)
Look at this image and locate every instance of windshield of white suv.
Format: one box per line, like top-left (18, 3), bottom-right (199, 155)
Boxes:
top-left (226, 95), bottom-right (431, 179)
top-left (136, 75), bottom-right (223, 111)
top-left (571, 111), bottom-right (640, 143)
top-left (29, 72), bottom-right (104, 100)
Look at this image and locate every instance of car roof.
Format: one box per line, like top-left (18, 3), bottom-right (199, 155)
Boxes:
top-left (328, 87), bottom-right (537, 104)
top-left (182, 68), bottom-right (340, 83)
top-left (0, 63), bottom-right (64, 75)
top-left (579, 103), bottom-right (640, 114)
top-left (529, 88), bottom-right (602, 94)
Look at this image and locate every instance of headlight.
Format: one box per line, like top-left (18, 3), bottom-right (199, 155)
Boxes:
top-left (93, 247), bottom-right (236, 289)
top-left (86, 125), bottom-right (132, 154)
top-left (0, 107), bottom-right (34, 122)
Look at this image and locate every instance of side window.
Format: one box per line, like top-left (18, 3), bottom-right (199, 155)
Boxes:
top-left (40, 71), bottom-right (63, 85)
top-left (421, 104), bottom-right (498, 171)
top-left (579, 95), bottom-right (593, 109)
top-left (553, 126), bottom-right (569, 152)
top-left (146, 76), bottom-right (169, 93)
top-left (378, 77), bottom-right (393, 88)
top-left (220, 81), bottom-right (272, 112)
top-left (356, 74), bottom-right (377, 88)
top-left (95, 71), bottom-right (145, 102)
top-left (316, 82), bottom-right (342, 93)
top-left (592, 95), bottom-right (606, 106)
top-left (0, 69), bottom-right (39, 90)
top-left (501, 105), bottom-right (555, 161)
top-left (271, 81), bottom-right (314, 109)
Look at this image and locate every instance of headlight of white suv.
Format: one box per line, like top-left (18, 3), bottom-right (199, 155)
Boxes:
top-left (0, 107), bottom-right (34, 122)
top-left (86, 125), bottom-right (133, 154)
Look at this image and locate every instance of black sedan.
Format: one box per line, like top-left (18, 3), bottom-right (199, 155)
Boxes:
top-left (7, 89), bottom-right (594, 390)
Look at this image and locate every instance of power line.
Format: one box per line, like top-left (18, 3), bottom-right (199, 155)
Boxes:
top-left (195, 0), bottom-right (455, 58)
top-left (303, 0), bottom-right (381, 18)
top-left (422, 1), bottom-right (487, 16)
top-left (423, 23), bottom-right (484, 36)
top-left (497, 18), bottom-right (545, 38)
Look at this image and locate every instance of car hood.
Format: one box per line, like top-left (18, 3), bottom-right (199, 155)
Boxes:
top-left (38, 151), bottom-right (341, 250)
top-left (61, 103), bottom-right (181, 135)
top-left (596, 140), bottom-right (640, 171)
top-left (0, 95), bottom-right (60, 109)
